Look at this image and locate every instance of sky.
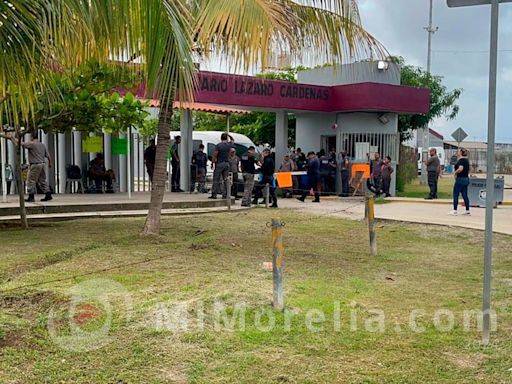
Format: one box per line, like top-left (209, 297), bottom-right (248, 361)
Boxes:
top-left (201, 1), bottom-right (512, 144)
top-left (358, 0), bottom-right (512, 143)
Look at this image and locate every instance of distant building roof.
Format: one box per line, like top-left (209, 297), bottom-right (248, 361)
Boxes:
top-left (445, 141), bottom-right (488, 150)
top-left (429, 128), bottom-right (444, 140)
top-left (146, 100), bottom-right (251, 114)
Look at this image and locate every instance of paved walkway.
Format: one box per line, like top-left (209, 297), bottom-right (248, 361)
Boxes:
top-left (0, 192), bottom-right (216, 208)
top-left (277, 197), bottom-right (512, 236)
top-left (2, 192), bottom-right (511, 235)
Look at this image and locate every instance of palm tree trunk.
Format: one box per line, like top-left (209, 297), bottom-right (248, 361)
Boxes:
top-left (13, 134), bottom-right (28, 229)
top-left (142, 93), bottom-right (174, 236)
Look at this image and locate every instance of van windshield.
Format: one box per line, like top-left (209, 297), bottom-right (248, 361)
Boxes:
top-left (207, 142), bottom-right (252, 158)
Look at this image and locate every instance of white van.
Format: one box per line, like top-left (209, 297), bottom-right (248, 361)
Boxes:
top-left (170, 131), bottom-right (257, 160)
top-left (417, 147), bottom-right (445, 175)
top-left (169, 131), bottom-right (258, 182)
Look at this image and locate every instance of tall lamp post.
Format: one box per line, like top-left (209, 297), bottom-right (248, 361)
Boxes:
top-left (420, 0), bottom-right (438, 184)
top-left (447, 0), bottom-right (511, 344)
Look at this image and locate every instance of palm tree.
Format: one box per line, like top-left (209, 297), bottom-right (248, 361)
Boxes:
top-left (142, 0), bottom-right (386, 235)
top-left (0, 0), bottom-right (384, 233)
top-left (0, 1), bottom-right (89, 228)
top-left (0, 0), bottom-right (195, 229)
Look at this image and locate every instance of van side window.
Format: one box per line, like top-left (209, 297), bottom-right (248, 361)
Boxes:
top-left (192, 140), bottom-right (202, 153)
top-left (207, 143), bottom-right (216, 161)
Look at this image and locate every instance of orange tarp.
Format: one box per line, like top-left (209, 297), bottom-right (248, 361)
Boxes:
top-left (351, 164), bottom-right (371, 179)
top-left (275, 172), bottom-right (293, 188)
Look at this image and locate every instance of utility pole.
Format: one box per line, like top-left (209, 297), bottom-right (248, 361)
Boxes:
top-left (420, 0), bottom-right (439, 184)
top-left (447, 0), bottom-right (512, 346)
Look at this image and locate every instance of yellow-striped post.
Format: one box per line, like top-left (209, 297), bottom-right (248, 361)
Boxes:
top-left (365, 195), bottom-right (378, 256)
top-left (271, 218), bottom-right (285, 311)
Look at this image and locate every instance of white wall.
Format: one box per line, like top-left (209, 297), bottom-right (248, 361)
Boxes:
top-left (337, 113), bottom-right (398, 135)
top-left (296, 112), bottom-right (398, 153)
top-left (296, 111), bottom-right (399, 196)
top-left (295, 113), bottom-right (337, 153)
top-left (298, 62), bottom-right (401, 86)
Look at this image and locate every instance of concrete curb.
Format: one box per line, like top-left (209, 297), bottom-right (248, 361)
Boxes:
top-left (0, 206), bottom-right (251, 223)
top-left (387, 197), bottom-right (512, 206)
top-left (374, 217), bottom-right (512, 237)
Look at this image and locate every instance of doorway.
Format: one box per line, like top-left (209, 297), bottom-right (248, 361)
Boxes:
top-left (321, 135), bottom-right (337, 153)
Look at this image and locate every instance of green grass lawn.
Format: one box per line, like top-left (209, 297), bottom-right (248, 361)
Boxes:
top-left (1, 211), bottom-right (512, 383)
top-left (398, 176), bottom-right (454, 199)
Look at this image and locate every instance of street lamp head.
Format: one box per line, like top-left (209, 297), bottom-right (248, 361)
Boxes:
top-left (377, 60), bottom-right (389, 71)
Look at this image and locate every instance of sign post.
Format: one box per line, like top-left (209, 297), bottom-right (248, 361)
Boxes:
top-left (451, 127), bottom-right (468, 149)
top-left (447, 0), bottom-right (510, 344)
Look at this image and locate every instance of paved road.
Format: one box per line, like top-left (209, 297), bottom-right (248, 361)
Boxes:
top-left (277, 197), bottom-right (512, 236)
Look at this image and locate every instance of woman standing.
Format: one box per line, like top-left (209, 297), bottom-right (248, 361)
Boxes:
top-left (278, 154), bottom-right (296, 198)
top-left (451, 148), bottom-right (471, 215)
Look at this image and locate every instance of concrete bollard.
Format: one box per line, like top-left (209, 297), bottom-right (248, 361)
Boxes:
top-left (226, 173), bottom-right (232, 211)
top-left (264, 183), bottom-right (270, 208)
top-left (271, 218), bottom-right (285, 311)
top-left (365, 195), bottom-right (377, 256)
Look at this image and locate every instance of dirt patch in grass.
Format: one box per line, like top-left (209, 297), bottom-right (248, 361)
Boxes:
top-left (444, 351), bottom-right (486, 370)
top-left (73, 303), bottom-right (103, 326)
top-left (1, 244), bottom-right (101, 283)
top-left (0, 290), bottom-right (66, 321)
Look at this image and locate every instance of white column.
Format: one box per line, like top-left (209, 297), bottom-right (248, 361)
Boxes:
top-left (1, 137), bottom-right (6, 202)
top-left (23, 133), bottom-right (31, 164)
top-left (104, 133), bottom-right (112, 170)
top-left (180, 109), bottom-right (193, 192)
top-left (335, 122), bottom-right (342, 193)
top-left (58, 133), bottom-right (66, 193)
top-left (73, 131), bottom-right (81, 167)
top-left (7, 139), bottom-right (15, 195)
top-left (127, 128), bottom-right (132, 199)
top-left (119, 133), bottom-right (127, 192)
top-left (88, 132), bottom-right (96, 163)
top-left (41, 131), bottom-right (50, 187)
top-left (275, 111), bottom-right (288, 171)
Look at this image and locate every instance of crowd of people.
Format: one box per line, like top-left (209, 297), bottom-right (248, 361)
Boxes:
top-left (14, 129), bottom-right (476, 219)
top-left (148, 132), bottom-right (398, 208)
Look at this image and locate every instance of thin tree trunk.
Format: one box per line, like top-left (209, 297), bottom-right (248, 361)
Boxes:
top-left (13, 135), bottom-right (28, 229)
top-left (142, 94), bottom-right (174, 236)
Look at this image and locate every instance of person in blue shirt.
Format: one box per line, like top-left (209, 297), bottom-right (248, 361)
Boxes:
top-left (297, 151), bottom-right (320, 203)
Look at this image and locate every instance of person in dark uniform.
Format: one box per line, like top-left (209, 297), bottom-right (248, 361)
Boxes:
top-left (370, 152), bottom-right (384, 194)
top-left (144, 139), bottom-right (156, 183)
top-left (327, 148), bottom-right (337, 193)
top-left (425, 148), bottom-right (441, 199)
top-left (253, 148), bottom-right (277, 208)
top-left (297, 151), bottom-right (320, 203)
top-left (191, 144), bottom-right (208, 193)
top-left (240, 146), bottom-right (258, 207)
top-left (171, 135), bottom-right (184, 192)
top-left (381, 156), bottom-right (394, 197)
top-left (88, 153), bottom-right (115, 193)
top-left (340, 152), bottom-right (351, 197)
top-left (228, 148), bottom-right (240, 199)
top-left (294, 149), bottom-right (307, 194)
top-left (318, 149), bottom-right (330, 195)
top-left (210, 132), bottom-right (234, 199)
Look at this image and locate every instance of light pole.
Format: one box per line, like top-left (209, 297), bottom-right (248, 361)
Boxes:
top-left (447, 0), bottom-right (511, 344)
top-left (420, 0), bottom-right (438, 184)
